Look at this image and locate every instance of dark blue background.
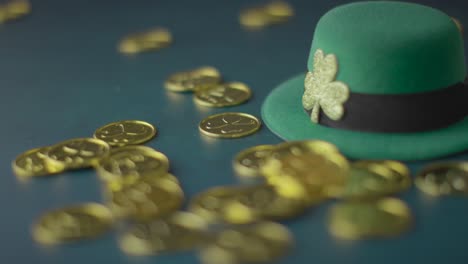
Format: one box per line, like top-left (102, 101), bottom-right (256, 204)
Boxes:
top-left (1, 0), bottom-right (467, 263)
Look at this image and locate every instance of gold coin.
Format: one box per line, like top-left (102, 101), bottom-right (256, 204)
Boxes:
top-left (264, 1), bottom-right (294, 23)
top-left (452, 17), bottom-right (464, 34)
top-left (94, 120), bottom-right (156, 147)
top-left (415, 162), bottom-right (468, 196)
top-left (189, 185), bottom-right (250, 223)
top-left (119, 212), bottom-right (211, 255)
top-left (95, 145), bottom-right (169, 182)
top-left (12, 147), bottom-right (64, 178)
top-left (118, 28), bottom-right (172, 54)
top-left (261, 147), bottom-right (349, 202)
top-left (6, 0), bottom-right (30, 20)
top-left (270, 140), bottom-right (340, 159)
top-left (328, 198), bottom-right (412, 239)
top-left (32, 203), bottom-right (113, 245)
top-left (233, 145), bottom-right (275, 178)
top-left (199, 112), bottom-right (261, 138)
top-left (199, 221), bottom-right (292, 264)
top-left (239, 7), bottom-right (271, 29)
top-left (222, 184), bottom-right (306, 224)
top-left (46, 138), bottom-right (110, 170)
top-left (165, 66), bottom-right (222, 92)
top-left (105, 176), bottom-right (183, 220)
top-left (194, 82), bottom-right (252, 107)
top-left (343, 160), bottom-right (411, 198)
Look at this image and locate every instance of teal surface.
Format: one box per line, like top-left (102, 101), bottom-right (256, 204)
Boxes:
top-left (0, 0), bottom-right (467, 264)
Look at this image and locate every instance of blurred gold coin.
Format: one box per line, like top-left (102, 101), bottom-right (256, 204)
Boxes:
top-left (32, 203), bottom-right (113, 245)
top-left (46, 138), bottom-right (110, 170)
top-left (328, 198), bottom-right (412, 239)
top-left (199, 112), bottom-right (261, 138)
top-left (343, 160), bottom-right (411, 198)
top-left (118, 28), bottom-right (172, 54)
top-left (189, 186), bottom-right (250, 223)
top-left (105, 176), bottom-right (183, 220)
top-left (165, 66), bottom-right (222, 92)
top-left (270, 140), bottom-right (340, 159)
top-left (223, 184), bottom-right (306, 224)
top-left (415, 162), bottom-right (468, 196)
top-left (452, 17), bottom-right (464, 34)
top-left (262, 147), bottom-right (349, 202)
top-left (5, 0), bottom-right (30, 19)
top-left (12, 147), bottom-right (64, 178)
top-left (95, 145), bottom-right (169, 182)
top-left (239, 7), bottom-right (270, 29)
top-left (119, 212), bottom-right (210, 255)
top-left (233, 145), bottom-right (275, 178)
top-left (94, 120), bottom-right (156, 147)
top-left (194, 82), bottom-right (252, 107)
top-left (199, 221), bottom-right (292, 264)
top-left (264, 1), bottom-right (294, 23)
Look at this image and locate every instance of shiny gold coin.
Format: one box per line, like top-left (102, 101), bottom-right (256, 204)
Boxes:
top-left (189, 185), bottom-right (250, 223)
top-left (12, 147), bottom-right (64, 178)
top-left (199, 221), bottom-right (292, 264)
top-left (165, 66), bottom-right (222, 92)
top-left (328, 198), bottom-right (412, 239)
top-left (415, 162), bottom-right (468, 196)
top-left (452, 17), bottom-right (464, 34)
top-left (199, 112), bottom-right (261, 138)
top-left (262, 147), bottom-right (349, 202)
top-left (94, 120), bottom-right (156, 147)
top-left (95, 145), bottom-right (169, 182)
top-left (32, 203), bottom-right (113, 245)
top-left (119, 212), bottom-right (210, 255)
top-left (239, 7), bottom-right (271, 29)
top-left (118, 28), bottom-right (172, 54)
top-left (223, 184), bottom-right (306, 224)
top-left (194, 82), bottom-right (252, 107)
top-left (233, 145), bottom-right (275, 178)
top-left (105, 176), bottom-right (183, 220)
top-left (264, 1), bottom-right (294, 23)
top-left (46, 138), bottom-right (110, 170)
top-left (343, 160), bottom-right (411, 198)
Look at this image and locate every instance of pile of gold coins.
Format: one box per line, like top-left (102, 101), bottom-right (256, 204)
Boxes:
top-left (239, 1), bottom-right (294, 29)
top-left (0, 0), bottom-right (30, 24)
top-left (118, 28), bottom-right (172, 55)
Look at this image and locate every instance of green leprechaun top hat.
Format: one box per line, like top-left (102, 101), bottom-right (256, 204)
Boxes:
top-left (261, 1), bottom-right (468, 161)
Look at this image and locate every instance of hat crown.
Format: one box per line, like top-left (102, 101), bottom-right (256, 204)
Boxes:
top-left (308, 1), bottom-right (466, 94)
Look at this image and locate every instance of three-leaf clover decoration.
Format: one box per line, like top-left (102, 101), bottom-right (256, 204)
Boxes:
top-left (302, 49), bottom-right (349, 123)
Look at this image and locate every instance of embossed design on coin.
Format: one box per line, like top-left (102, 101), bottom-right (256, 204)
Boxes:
top-left (46, 138), bottom-right (110, 169)
top-left (12, 147), bottom-right (64, 177)
top-left (32, 203), bottom-right (113, 245)
top-left (96, 146), bottom-right (169, 182)
top-left (194, 82), bottom-right (252, 107)
top-left (199, 112), bottom-right (261, 138)
top-left (94, 120), bottom-right (156, 147)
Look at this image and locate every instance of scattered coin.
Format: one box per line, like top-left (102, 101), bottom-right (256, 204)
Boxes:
top-left (118, 28), bottom-right (172, 54)
top-left (119, 212), bottom-right (211, 255)
top-left (343, 160), bottom-right (411, 198)
top-left (233, 145), bottom-right (276, 178)
top-left (199, 112), bottom-right (261, 138)
top-left (239, 7), bottom-right (271, 29)
top-left (328, 198), bottom-right (412, 239)
top-left (415, 162), bottom-right (468, 196)
top-left (165, 66), bottom-right (222, 93)
top-left (194, 82), bottom-right (252, 107)
top-left (0, 0), bottom-right (30, 24)
top-left (239, 1), bottom-right (294, 29)
top-left (95, 145), bottom-right (169, 183)
top-left (264, 1), bottom-right (294, 23)
top-left (94, 120), bottom-right (157, 147)
top-left (32, 203), bottom-right (113, 245)
top-left (46, 138), bottom-right (110, 170)
top-left (199, 221), bottom-right (292, 264)
top-left (12, 147), bottom-right (64, 178)
top-left (105, 176), bottom-right (183, 220)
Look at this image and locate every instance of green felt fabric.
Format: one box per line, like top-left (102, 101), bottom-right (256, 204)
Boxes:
top-left (308, 1), bottom-right (466, 94)
top-left (261, 74), bottom-right (468, 161)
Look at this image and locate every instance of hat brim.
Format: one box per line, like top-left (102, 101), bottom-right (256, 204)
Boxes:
top-left (261, 73), bottom-right (468, 161)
